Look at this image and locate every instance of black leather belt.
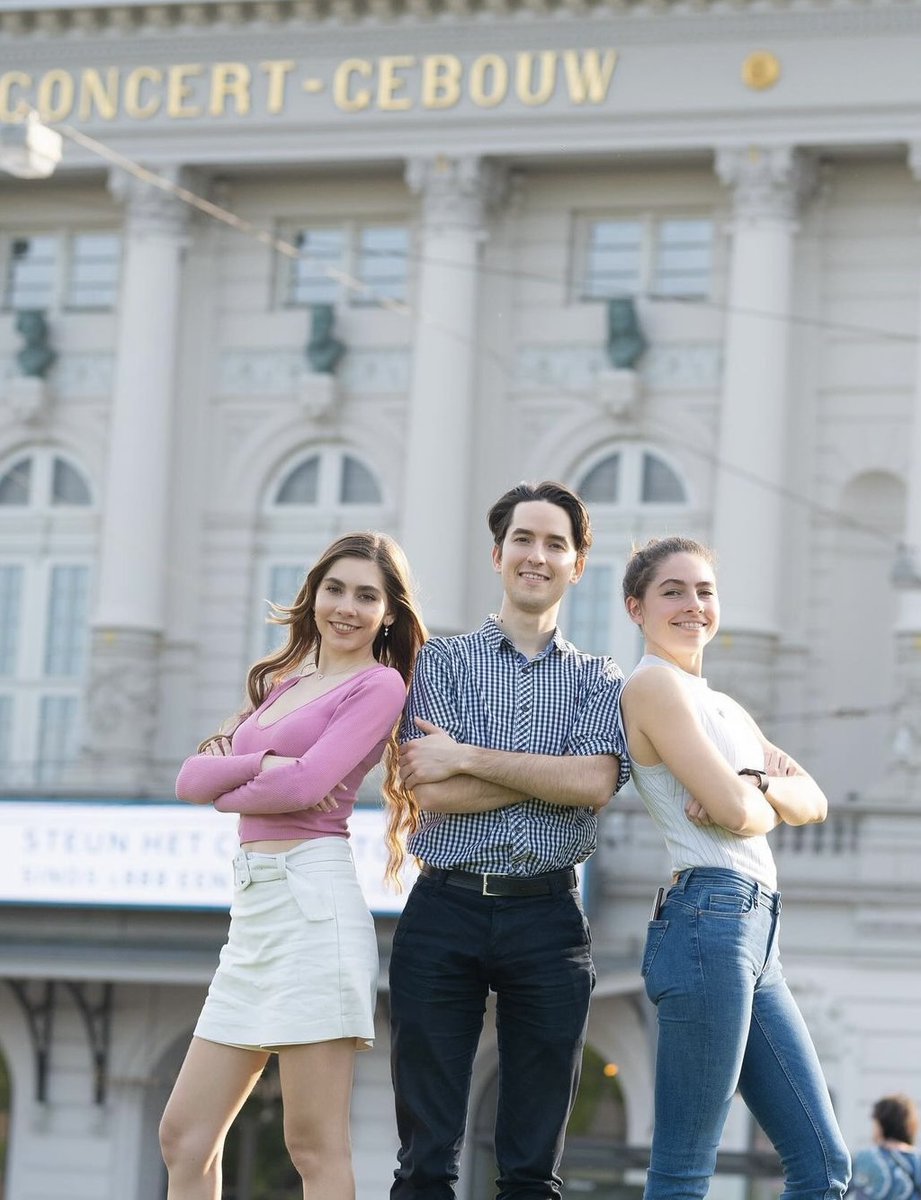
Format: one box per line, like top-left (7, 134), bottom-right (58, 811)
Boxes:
top-left (419, 863), bottom-right (577, 897)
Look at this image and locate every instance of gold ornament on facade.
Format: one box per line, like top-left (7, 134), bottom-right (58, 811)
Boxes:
top-left (741, 51), bottom-right (781, 91)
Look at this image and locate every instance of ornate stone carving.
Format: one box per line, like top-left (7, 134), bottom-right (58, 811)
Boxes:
top-left (406, 156), bottom-right (508, 233)
top-left (513, 342), bottom-right (722, 394)
top-left (7, 377), bottom-right (51, 425)
top-left (79, 628), bottom-right (160, 793)
top-left (715, 145), bottom-right (818, 224)
top-left (108, 168), bottom-right (190, 240)
top-left (218, 347), bottom-right (410, 395)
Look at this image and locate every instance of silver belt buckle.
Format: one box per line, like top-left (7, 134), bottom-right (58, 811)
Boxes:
top-left (482, 873), bottom-right (500, 896)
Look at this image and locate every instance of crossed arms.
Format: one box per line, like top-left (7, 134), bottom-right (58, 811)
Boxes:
top-left (620, 665), bottom-right (827, 836)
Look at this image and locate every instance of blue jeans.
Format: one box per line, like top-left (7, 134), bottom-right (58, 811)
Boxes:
top-left (389, 874), bottom-right (594, 1199)
top-left (641, 868), bottom-right (850, 1200)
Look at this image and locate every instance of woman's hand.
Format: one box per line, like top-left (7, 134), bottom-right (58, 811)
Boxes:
top-left (684, 797), bottom-right (712, 825)
top-left (314, 782), bottom-right (348, 813)
top-left (204, 736), bottom-right (232, 756)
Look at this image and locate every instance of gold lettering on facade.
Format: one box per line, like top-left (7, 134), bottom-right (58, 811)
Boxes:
top-left (124, 66), bottom-right (163, 119)
top-left (378, 56), bottom-right (415, 111)
top-left (209, 62), bottom-right (251, 116)
top-left (333, 59), bottom-right (373, 112)
top-left (0, 48), bottom-right (620, 125)
top-left (78, 67), bottom-right (120, 121)
top-left (166, 64), bottom-right (204, 119)
top-left (37, 69), bottom-right (75, 122)
top-left (0, 71), bottom-right (32, 122)
top-left (562, 49), bottom-right (617, 104)
top-left (469, 53), bottom-right (508, 108)
top-left (260, 60), bottom-right (296, 114)
top-left (516, 51), bottom-right (557, 106)
top-left (421, 54), bottom-right (462, 109)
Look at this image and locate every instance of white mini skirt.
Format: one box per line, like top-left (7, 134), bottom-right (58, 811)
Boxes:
top-left (194, 837), bottom-right (379, 1052)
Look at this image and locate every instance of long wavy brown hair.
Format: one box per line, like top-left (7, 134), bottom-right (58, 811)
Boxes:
top-left (200, 531), bottom-right (427, 887)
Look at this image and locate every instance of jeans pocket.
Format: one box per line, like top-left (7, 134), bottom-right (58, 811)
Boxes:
top-left (641, 919), bottom-right (669, 979)
top-left (704, 890), bottom-right (754, 916)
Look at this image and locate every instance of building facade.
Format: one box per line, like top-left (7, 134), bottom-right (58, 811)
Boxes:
top-left (2, 0), bottom-right (921, 1195)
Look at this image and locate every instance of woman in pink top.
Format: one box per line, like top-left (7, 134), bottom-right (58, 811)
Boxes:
top-left (160, 531), bottom-right (426, 1200)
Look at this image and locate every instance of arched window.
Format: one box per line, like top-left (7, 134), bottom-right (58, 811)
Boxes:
top-left (271, 449), bottom-right (383, 509)
top-left (0, 449), bottom-right (95, 786)
top-left (577, 447), bottom-right (686, 507)
top-left (564, 444), bottom-right (691, 671)
top-left (257, 447), bottom-right (387, 656)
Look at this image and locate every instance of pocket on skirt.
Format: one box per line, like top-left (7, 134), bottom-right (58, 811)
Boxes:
top-left (285, 873), bottom-right (335, 921)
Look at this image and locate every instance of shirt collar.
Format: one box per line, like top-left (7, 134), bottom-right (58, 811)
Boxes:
top-left (479, 615), bottom-right (570, 661)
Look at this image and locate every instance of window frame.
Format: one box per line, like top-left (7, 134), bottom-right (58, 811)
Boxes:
top-left (276, 218), bottom-right (411, 310)
top-left (572, 210), bottom-right (715, 304)
top-left (0, 448), bottom-right (96, 789)
top-left (0, 227), bottom-right (122, 314)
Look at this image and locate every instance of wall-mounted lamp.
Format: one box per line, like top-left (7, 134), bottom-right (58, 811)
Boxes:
top-left (0, 112), bottom-right (62, 180)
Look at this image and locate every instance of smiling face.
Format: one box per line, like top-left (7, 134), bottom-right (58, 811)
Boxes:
top-left (492, 500), bottom-right (585, 618)
top-left (625, 551), bottom-right (719, 668)
top-left (313, 555), bottom-right (392, 661)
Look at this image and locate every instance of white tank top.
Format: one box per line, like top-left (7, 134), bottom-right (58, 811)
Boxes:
top-left (627, 654), bottom-right (778, 891)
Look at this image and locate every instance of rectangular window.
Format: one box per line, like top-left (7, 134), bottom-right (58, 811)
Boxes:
top-left (576, 215), bottom-right (714, 302)
top-left (287, 228), bottom-right (345, 306)
top-left (4, 235), bottom-right (58, 310)
top-left (0, 565), bottom-right (22, 676)
top-left (67, 232), bottom-right (121, 309)
top-left (283, 222), bottom-right (409, 308)
top-left (44, 565), bottom-right (90, 677)
top-left (652, 219), bottom-right (713, 298)
top-left (35, 694), bottom-right (79, 785)
top-left (566, 565), bottom-right (615, 657)
top-left (263, 564), bottom-right (305, 655)
top-left (0, 695), bottom-right (12, 776)
top-left (580, 221), bottom-right (644, 300)
top-left (355, 225), bottom-right (409, 303)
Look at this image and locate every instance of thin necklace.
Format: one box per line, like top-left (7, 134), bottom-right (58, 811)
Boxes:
top-left (312, 660), bottom-right (374, 681)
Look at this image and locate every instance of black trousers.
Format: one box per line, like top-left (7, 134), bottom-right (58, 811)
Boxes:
top-left (389, 873), bottom-right (595, 1200)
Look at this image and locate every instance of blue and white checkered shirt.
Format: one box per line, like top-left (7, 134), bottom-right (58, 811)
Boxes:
top-left (401, 616), bottom-right (630, 875)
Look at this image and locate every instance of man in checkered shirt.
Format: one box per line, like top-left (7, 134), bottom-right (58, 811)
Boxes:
top-left (390, 480), bottom-right (630, 1200)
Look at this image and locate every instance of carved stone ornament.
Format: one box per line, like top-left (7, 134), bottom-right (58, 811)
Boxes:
top-left (406, 155), bottom-right (508, 232)
top-left (108, 166), bottom-right (190, 239)
top-left (7, 375), bottom-right (51, 424)
top-left (715, 145), bottom-right (818, 224)
top-left (595, 367), bottom-right (641, 418)
top-left (299, 371), bottom-right (338, 421)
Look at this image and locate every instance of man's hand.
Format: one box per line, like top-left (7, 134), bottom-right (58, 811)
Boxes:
top-left (399, 719), bottom-right (467, 789)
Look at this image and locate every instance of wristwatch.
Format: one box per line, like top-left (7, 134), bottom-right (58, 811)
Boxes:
top-left (738, 768), bottom-right (769, 794)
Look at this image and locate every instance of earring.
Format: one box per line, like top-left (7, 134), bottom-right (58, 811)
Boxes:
top-left (383, 624), bottom-right (391, 639)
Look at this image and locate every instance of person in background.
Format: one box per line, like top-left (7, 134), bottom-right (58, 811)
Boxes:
top-left (387, 480), bottom-right (629, 1200)
top-left (852, 1095), bottom-right (921, 1200)
top-left (160, 531), bottom-right (426, 1200)
top-left (620, 535), bottom-right (851, 1200)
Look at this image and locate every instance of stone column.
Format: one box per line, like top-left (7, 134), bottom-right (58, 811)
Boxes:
top-left (82, 170), bottom-right (188, 791)
top-left (882, 145), bottom-right (921, 796)
top-left (402, 156), bottom-right (504, 634)
top-left (708, 146), bottom-right (816, 712)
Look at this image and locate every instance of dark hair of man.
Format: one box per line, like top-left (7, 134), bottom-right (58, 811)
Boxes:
top-left (873, 1094), bottom-right (920, 1145)
top-left (487, 481), bottom-right (593, 558)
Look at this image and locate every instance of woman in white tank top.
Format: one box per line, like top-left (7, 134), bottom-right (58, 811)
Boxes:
top-left (620, 536), bottom-right (850, 1200)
